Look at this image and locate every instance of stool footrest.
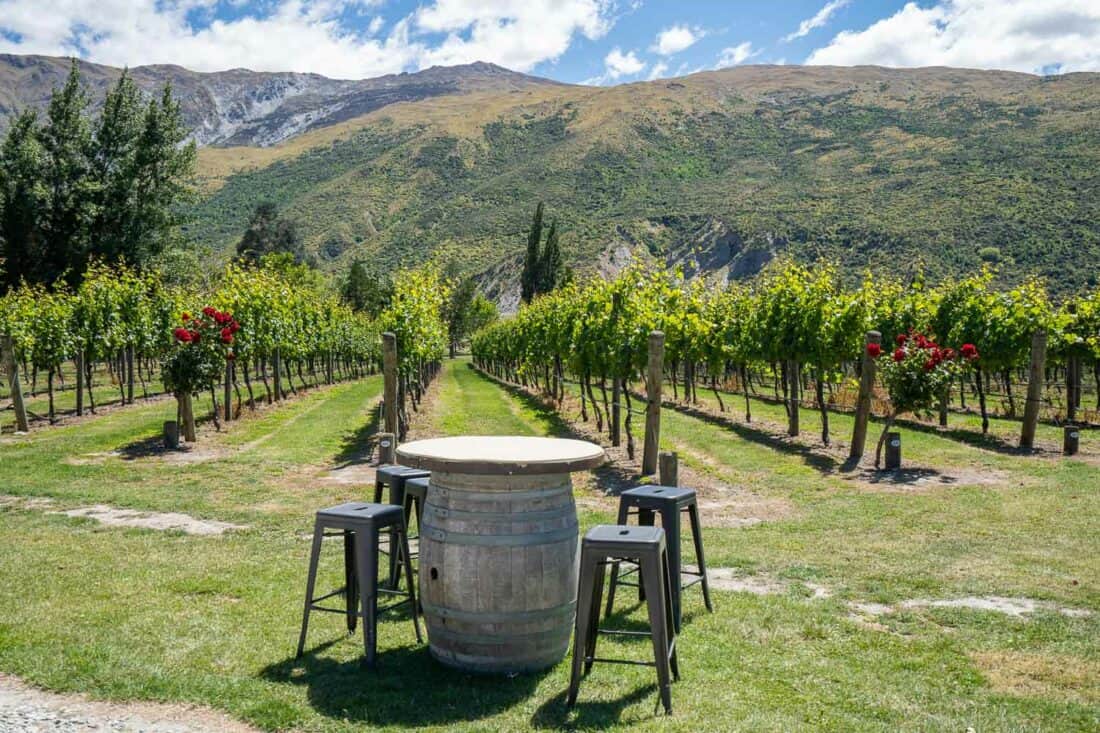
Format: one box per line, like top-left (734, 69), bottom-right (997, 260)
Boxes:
top-left (598, 628), bottom-right (652, 638)
top-left (586, 656), bottom-right (657, 668)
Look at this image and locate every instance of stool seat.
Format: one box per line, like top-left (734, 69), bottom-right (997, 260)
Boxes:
top-left (318, 502), bottom-right (403, 523)
top-left (584, 524), bottom-right (664, 549)
top-left (621, 485), bottom-right (696, 506)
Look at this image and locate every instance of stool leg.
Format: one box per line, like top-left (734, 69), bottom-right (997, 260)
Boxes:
top-left (344, 530), bottom-right (358, 633)
top-left (387, 481), bottom-right (405, 590)
top-left (638, 508), bottom-right (655, 602)
top-left (356, 526), bottom-right (380, 667)
top-left (603, 560), bottom-right (620, 620)
top-left (641, 553), bottom-right (673, 715)
top-left (604, 499), bottom-right (631, 618)
top-left (661, 504), bottom-right (683, 633)
top-left (687, 503), bottom-right (713, 613)
top-left (663, 546), bottom-right (680, 682)
top-left (584, 560), bottom-right (607, 675)
top-left (399, 525), bottom-right (423, 644)
top-left (567, 553), bottom-right (598, 708)
top-left (373, 479), bottom-right (384, 504)
top-left (296, 522), bottom-right (325, 658)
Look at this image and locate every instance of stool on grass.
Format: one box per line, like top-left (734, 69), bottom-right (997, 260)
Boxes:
top-left (605, 485), bottom-right (712, 632)
top-left (374, 465), bottom-right (430, 588)
top-left (296, 502), bottom-right (421, 667)
top-left (567, 525), bottom-right (679, 715)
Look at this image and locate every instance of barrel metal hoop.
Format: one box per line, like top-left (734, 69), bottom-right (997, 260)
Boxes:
top-left (422, 523), bottom-right (577, 546)
top-left (426, 504), bottom-right (575, 522)
top-left (432, 486), bottom-right (573, 503)
top-left (421, 599), bottom-right (576, 624)
top-left (425, 623), bottom-right (572, 646)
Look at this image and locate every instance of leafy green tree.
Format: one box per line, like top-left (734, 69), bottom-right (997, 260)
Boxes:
top-left (236, 202), bottom-right (308, 264)
top-left (0, 109), bottom-right (46, 289)
top-left (40, 60), bottom-right (94, 286)
top-left (520, 201), bottom-right (543, 303)
top-left (342, 259), bottom-right (393, 317)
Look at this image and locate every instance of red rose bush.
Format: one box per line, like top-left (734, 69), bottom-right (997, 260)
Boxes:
top-left (868, 330), bottom-right (978, 467)
top-left (162, 308), bottom-right (240, 442)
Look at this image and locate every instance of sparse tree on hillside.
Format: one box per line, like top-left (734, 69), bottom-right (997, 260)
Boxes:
top-left (519, 201), bottom-right (567, 303)
top-left (341, 259), bottom-right (393, 317)
top-left (236, 202), bottom-right (309, 265)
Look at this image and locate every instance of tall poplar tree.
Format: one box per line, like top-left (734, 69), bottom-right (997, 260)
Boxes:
top-left (90, 70), bottom-right (143, 264)
top-left (0, 109), bottom-right (45, 289)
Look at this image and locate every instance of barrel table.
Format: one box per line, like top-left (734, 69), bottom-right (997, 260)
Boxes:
top-left (396, 436), bottom-right (605, 674)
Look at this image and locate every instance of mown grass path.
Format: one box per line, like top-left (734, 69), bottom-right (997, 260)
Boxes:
top-left (0, 360), bottom-right (1097, 731)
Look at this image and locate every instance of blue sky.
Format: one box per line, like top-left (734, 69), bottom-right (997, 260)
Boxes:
top-left (1, 1), bottom-right (1098, 81)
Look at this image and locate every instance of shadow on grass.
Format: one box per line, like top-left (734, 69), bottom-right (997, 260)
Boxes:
top-left (531, 685), bottom-right (659, 729)
top-left (469, 365), bottom-right (641, 497)
top-left (662, 400), bottom-right (841, 475)
top-left (261, 640), bottom-right (550, 728)
top-left (332, 400), bottom-right (383, 468)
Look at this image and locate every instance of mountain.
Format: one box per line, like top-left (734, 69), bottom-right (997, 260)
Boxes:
top-left (0, 54), bottom-right (559, 147)
top-left (2, 55), bottom-right (1098, 299)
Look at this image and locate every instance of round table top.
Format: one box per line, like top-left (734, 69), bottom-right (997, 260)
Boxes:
top-left (396, 436), bottom-right (606, 475)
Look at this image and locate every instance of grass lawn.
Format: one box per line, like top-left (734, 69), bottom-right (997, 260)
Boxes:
top-left (0, 359), bottom-right (1097, 731)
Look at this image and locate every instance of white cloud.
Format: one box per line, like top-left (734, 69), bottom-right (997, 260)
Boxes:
top-left (647, 61), bottom-right (669, 80)
top-left (716, 42), bottom-right (758, 67)
top-left (0, 0), bottom-right (617, 78)
top-left (652, 24), bottom-right (702, 55)
top-left (603, 47), bottom-right (645, 78)
top-left (806, 0), bottom-right (1100, 73)
top-left (783, 0), bottom-right (849, 42)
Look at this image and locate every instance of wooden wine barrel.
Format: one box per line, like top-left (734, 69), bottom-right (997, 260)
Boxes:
top-left (397, 436), bottom-right (605, 674)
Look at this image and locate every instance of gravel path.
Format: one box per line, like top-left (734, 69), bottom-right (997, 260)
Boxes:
top-left (0, 675), bottom-right (258, 733)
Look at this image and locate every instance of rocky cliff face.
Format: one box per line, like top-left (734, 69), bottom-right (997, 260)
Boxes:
top-left (0, 55), bottom-right (559, 147)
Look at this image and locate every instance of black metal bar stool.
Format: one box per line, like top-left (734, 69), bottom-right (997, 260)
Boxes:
top-left (568, 525), bottom-right (679, 715)
top-left (374, 466), bottom-right (430, 589)
top-left (296, 502), bottom-right (422, 667)
top-left (605, 485), bottom-right (712, 632)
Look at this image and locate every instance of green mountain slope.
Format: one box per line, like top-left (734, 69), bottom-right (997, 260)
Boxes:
top-left (188, 64), bottom-right (1100, 297)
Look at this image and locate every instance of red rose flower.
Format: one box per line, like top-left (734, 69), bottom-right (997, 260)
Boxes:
top-left (181, 312), bottom-right (191, 321)
top-left (931, 347), bottom-right (943, 363)
top-left (215, 311), bottom-right (232, 325)
top-left (202, 306), bottom-right (217, 318)
top-left (943, 347), bottom-right (956, 360)
top-left (896, 334), bottom-right (907, 346)
top-left (924, 358), bottom-right (936, 371)
top-left (960, 343), bottom-right (978, 360)
top-left (189, 330), bottom-right (201, 343)
top-left (173, 327), bottom-right (192, 343)
top-left (892, 348), bottom-right (905, 362)
top-left (228, 320), bottom-right (240, 334)
top-left (866, 342), bottom-right (882, 358)
top-left (220, 327), bottom-right (234, 344)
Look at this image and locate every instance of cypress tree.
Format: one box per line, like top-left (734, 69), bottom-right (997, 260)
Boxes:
top-left (520, 201), bottom-right (543, 303)
top-left (537, 220), bottom-right (564, 294)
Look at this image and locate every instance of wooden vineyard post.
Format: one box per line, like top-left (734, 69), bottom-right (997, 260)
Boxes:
top-left (2, 334), bottom-right (30, 433)
top-left (126, 345), bottom-right (135, 404)
top-left (224, 360), bottom-right (234, 422)
top-left (659, 451), bottom-right (679, 487)
top-left (383, 332), bottom-right (398, 438)
top-left (1019, 330), bottom-right (1047, 450)
top-left (179, 392), bottom-right (197, 442)
top-left (643, 331), bottom-right (664, 476)
top-left (377, 432), bottom-right (396, 465)
top-left (786, 360), bottom-right (800, 437)
top-left (74, 349), bottom-right (84, 416)
top-left (849, 331), bottom-right (881, 461)
top-left (272, 348), bottom-right (282, 401)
